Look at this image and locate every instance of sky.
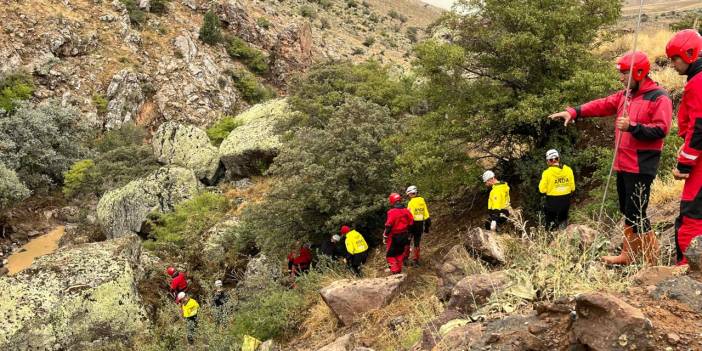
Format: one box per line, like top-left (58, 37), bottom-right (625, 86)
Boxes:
top-left (421, 0), bottom-right (455, 10)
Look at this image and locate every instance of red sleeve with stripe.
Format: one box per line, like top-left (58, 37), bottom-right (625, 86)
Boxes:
top-left (567, 91), bottom-right (624, 120)
top-left (677, 85), bottom-right (702, 173)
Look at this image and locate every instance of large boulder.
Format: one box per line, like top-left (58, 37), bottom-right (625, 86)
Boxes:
top-left (152, 121), bottom-right (222, 184)
top-left (651, 276), bottom-right (702, 312)
top-left (214, 0), bottom-right (272, 49)
top-left (436, 244), bottom-right (484, 300)
top-left (104, 69), bottom-right (146, 129)
top-left (317, 333), bottom-right (355, 351)
top-left (97, 167), bottom-right (201, 238)
top-left (237, 253), bottom-right (283, 296)
top-left (202, 218), bottom-right (239, 268)
top-left (218, 99), bottom-right (291, 178)
top-left (0, 235), bottom-right (149, 349)
top-left (447, 271), bottom-right (510, 313)
top-left (685, 236), bottom-right (702, 274)
top-left (573, 292), bottom-right (653, 350)
top-left (320, 274), bottom-right (406, 326)
top-left (464, 228), bottom-right (505, 264)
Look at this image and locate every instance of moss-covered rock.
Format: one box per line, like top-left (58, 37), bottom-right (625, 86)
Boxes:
top-left (97, 166), bottom-right (201, 238)
top-left (219, 99), bottom-right (291, 178)
top-left (0, 235), bottom-right (149, 349)
top-left (152, 121), bottom-right (222, 185)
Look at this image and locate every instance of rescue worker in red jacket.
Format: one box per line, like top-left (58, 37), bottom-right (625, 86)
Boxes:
top-left (384, 193), bottom-right (414, 274)
top-left (287, 241), bottom-right (312, 276)
top-left (166, 266), bottom-right (188, 298)
top-left (549, 51), bottom-right (673, 266)
top-left (666, 29), bottom-right (702, 265)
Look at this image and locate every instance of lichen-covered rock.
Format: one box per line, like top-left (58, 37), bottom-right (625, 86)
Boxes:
top-left (0, 235), bottom-right (149, 349)
top-left (104, 69), bottom-right (146, 129)
top-left (202, 218), bottom-right (239, 268)
top-left (97, 167), bottom-right (200, 238)
top-left (152, 121), bottom-right (222, 184)
top-left (219, 99), bottom-right (291, 178)
top-left (685, 236), bottom-right (702, 273)
top-left (237, 253), bottom-right (283, 296)
top-left (437, 245), bottom-right (484, 301)
top-left (464, 227), bottom-right (505, 264)
top-left (447, 271), bottom-right (510, 313)
top-left (215, 0), bottom-right (272, 49)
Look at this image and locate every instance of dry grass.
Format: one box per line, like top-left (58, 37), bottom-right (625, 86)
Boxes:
top-left (223, 176), bottom-right (273, 216)
top-left (650, 177), bottom-right (684, 205)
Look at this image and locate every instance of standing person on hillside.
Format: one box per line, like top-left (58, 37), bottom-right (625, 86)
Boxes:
top-left (539, 149), bottom-right (576, 231)
top-left (339, 225), bottom-right (369, 275)
top-left (665, 29), bottom-right (702, 265)
top-left (549, 51), bottom-right (672, 266)
top-left (482, 170), bottom-right (510, 231)
top-left (383, 193), bottom-right (414, 274)
top-left (320, 234), bottom-right (344, 261)
top-left (176, 292), bottom-right (200, 345)
top-left (405, 185), bottom-right (431, 266)
top-left (166, 266), bottom-right (188, 300)
top-left (212, 280), bottom-right (228, 326)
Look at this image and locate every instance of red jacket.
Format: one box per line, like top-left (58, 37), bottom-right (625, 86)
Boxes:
top-left (567, 77), bottom-right (672, 176)
top-left (677, 59), bottom-right (702, 175)
top-left (385, 205), bottom-right (414, 235)
top-left (170, 272), bottom-right (188, 292)
top-left (288, 246), bottom-right (312, 268)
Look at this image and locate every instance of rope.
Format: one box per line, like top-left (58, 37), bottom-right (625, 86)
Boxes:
top-left (597, 0), bottom-right (647, 225)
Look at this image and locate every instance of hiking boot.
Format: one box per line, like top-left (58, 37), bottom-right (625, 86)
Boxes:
top-left (603, 226), bottom-right (641, 265)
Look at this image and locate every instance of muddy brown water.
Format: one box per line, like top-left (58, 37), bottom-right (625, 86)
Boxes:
top-left (6, 226), bottom-right (64, 275)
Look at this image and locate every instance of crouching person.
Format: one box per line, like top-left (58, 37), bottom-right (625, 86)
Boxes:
top-left (340, 225), bottom-right (369, 275)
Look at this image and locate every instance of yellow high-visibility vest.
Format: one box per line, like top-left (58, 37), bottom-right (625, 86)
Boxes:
top-left (181, 298), bottom-right (199, 318)
top-left (488, 182), bottom-right (510, 210)
top-left (408, 196), bottom-right (430, 221)
top-left (345, 230), bottom-right (368, 254)
top-left (539, 165), bottom-right (575, 196)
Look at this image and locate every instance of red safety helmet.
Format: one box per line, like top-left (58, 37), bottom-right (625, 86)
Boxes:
top-left (616, 51), bottom-right (650, 82)
top-left (166, 266), bottom-right (176, 277)
top-left (389, 193), bottom-right (402, 205)
top-left (340, 225), bottom-right (351, 235)
top-left (666, 29), bottom-right (702, 64)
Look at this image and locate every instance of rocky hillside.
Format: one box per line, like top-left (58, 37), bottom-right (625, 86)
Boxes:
top-left (0, 0), bottom-right (440, 130)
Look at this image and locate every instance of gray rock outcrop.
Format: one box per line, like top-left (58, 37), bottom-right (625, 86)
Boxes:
top-left (219, 99), bottom-right (290, 178)
top-left (97, 166), bottom-right (201, 238)
top-left (152, 121), bottom-right (222, 184)
top-left (104, 69), bottom-right (146, 129)
top-left (320, 274), bottom-right (406, 326)
top-left (447, 271), bottom-right (510, 313)
top-left (270, 22), bottom-right (313, 85)
top-left (464, 227), bottom-right (505, 264)
top-left (0, 235), bottom-right (149, 349)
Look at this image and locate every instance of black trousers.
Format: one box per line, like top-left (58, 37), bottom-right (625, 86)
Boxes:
top-left (544, 195), bottom-right (571, 231)
top-left (484, 209), bottom-right (509, 230)
top-left (616, 172), bottom-right (654, 234)
top-left (347, 251), bottom-right (368, 275)
top-left (409, 220), bottom-right (428, 248)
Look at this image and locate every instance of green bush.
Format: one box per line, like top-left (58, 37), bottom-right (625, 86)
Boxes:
top-left (228, 286), bottom-right (305, 342)
top-left (62, 159), bottom-right (96, 198)
top-left (92, 94), bottom-right (108, 115)
top-left (406, 26), bottom-right (419, 43)
top-left (0, 71), bottom-right (34, 113)
top-left (0, 163), bottom-right (31, 211)
top-left (299, 5), bottom-right (316, 18)
top-left (256, 17), bottom-right (271, 29)
top-left (146, 192), bottom-right (230, 262)
top-left (149, 0), bottom-right (169, 14)
top-left (0, 101), bottom-right (91, 191)
top-left (241, 97), bottom-right (398, 254)
top-left (388, 9), bottom-right (407, 23)
top-left (313, 0), bottom-right (332, 9)
top-left (346, 0), bottom-right (358, 8)
top-left (670, 13), bottom-right (702, 32)
top-left (363, 36), bottom-right (375, 47)
top-left (320, 17), bottom-right (331, 30)
top-left (206, 116), bottom-right (242, 146)
top-left (226, 37), bottom-right (269, 74)
top-left (95, 122), bottom-right (147, 153)
top-left (231, 70), bottom-right (275, 104)
top-left (199, 10), bottom-right (222, 45)
top-left (120, 0), bottom-right (146, 26)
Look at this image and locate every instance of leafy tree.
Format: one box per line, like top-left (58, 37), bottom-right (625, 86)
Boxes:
top-left (231, 70), bottom-right (276, 104)
top-left (199, 11), bottom-right (222, 45)
top-left (397, 0), bottom-right (621, 214)
top-left (227, 37), bottom-right (269, 74)
top-left (241, 97), bottom-right (399, 255)
top-left (63, 159), bottom-right (96, 197)
top-left (0, 101), bottom-right (91, 191)
top-left (0, 163), bottom-right (31, 211)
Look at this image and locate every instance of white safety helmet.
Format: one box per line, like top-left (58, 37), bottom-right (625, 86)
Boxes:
top-left (331, 235), bottom-right (341, 242)
top-left (546, 149), bottom-right (559, 160)
top-left (215, 280), bottom-right (223, 288)
top-left (482, 170), bottom-right (495, 183)
top-left (406, 185), bottom-right (418, 195)
top-left (176, 291), bottom-right (186, 302)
